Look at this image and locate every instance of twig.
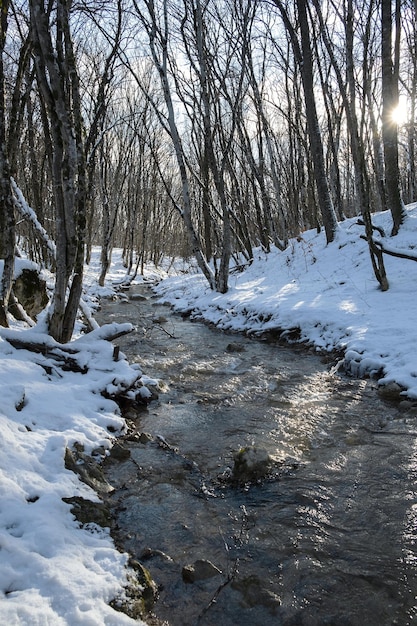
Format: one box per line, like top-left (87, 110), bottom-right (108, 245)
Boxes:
top-left (196, 505), bottom-right (251, 623)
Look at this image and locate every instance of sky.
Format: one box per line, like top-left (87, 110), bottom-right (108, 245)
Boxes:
top-left (1, 203), bottom-right (417, 625)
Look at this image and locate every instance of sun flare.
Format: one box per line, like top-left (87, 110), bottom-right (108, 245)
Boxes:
top-left (391, 99), bottom-right (408, 125)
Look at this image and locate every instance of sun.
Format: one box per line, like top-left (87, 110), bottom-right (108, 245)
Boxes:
top-left (391, 98), bottom-right (408, 125)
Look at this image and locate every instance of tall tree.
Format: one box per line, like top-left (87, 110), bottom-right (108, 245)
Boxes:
top-left (403, 0), bottom-right (417, 203)
top-left (179, 0), bottom-right (250, 291)
top-left (0, 0), bottom-right (15, 327)
top-left (272, 0), bottom-right (339, 244)
top-left (132, 0), bottom-right (217, 290)
top-left (381, 0), bottom-right (406, 234)
top-left (242, 6), bottom-right (288, 249)
top-left (312, 0), bottom-right (389, 290)
top-left (30, 0), bottom-right (87, 341)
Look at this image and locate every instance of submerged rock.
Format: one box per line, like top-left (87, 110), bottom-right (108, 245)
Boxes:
top-left (377, 381), bottom-right (405, 401)
top-left (182, 559), bottom-right (222, 583)
top-left (226, 342), bottom-right (245, 353)
top-left (130, 293), bottom-right (148, 301)
top-left (231, 575), bottom-right (281, 610)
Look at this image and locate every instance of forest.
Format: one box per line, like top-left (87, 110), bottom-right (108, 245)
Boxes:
top-left (0, 0), bottom-right (414, 342)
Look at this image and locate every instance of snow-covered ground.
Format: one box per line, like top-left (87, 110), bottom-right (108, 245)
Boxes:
top-left (0, 264), bottom-right (150, 624)
top-left (153, 204), bottom-right (417, 399)
top-left (1, 204), bottom-right (417, 625)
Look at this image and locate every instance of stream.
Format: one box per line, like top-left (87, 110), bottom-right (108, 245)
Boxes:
top-left (99, 285), bottom-right (417, 626)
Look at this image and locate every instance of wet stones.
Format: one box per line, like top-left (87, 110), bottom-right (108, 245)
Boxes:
top-left (377, 381), bottom-right (405, 401)
top-left (63, 495), bottom-right (112, 528)
top-left (64, 443), bottom-right (114, 494)
top-left (109, 442), bottom-right (131, 461)
top-left (182, 559), bottom-right (222, 583)
top-left (110, 559), bottom-right (159, 619)
top-left (398, 400), bottom-right (417, 415)
top-left (232, 446), bottom-right (272, 484)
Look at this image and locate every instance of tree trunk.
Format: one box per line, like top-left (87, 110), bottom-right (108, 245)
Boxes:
top-left (296, 0), bottom-right (338, 244)
top-left (244, 33), bottom-right (287, 249)
top-left (272, 0), bottom-right (338, 244)
top-left (0, 0), bottom-right (15, 327)
top-left (381, 0), bottom-right (406, 235)
top-left (312, 0), bottom-right (389, 290)
top-left (134, 0), bottom-right (216, 290)
top-left (30, 0), bottom-right (86, 341)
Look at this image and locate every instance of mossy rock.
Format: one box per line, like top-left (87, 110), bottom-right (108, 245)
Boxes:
top-left (232, 446), bottom-right (272, 483)
top-left (111, 559), bottom-right (159, 619)
top-left (65, 445), bottom-right (114, 494)
top-left (13, 269), bottom-right (48, 318)
top-left (63, 495), bottom-right (111, 527)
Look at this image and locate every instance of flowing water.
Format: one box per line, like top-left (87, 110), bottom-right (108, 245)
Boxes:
top-left (99, 285), bottom-right (417, 626)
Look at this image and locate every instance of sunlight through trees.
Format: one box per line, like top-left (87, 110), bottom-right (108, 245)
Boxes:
top-left (0, 0), bottom-right (415, 336)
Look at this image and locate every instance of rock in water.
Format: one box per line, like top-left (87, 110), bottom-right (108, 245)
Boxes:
top-left (182, 559), bottom-right (222, 583)
top-left (232, 446), bottom-right (272, 483)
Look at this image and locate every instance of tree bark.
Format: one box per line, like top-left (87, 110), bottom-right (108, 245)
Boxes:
top-left (134, 0), bottom-right (216, 290)
top-left (312, 0), bottom-right (389, 290)
top-left (381, 0), bottom-right (406, 235)
top-left (0, 0), bottom-right (15, 327)
top-left (30, 0), bottom-right (87, 341)
top-left (272, 0), bottom-right (338, 244)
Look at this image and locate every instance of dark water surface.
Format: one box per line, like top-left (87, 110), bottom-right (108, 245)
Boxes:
top-left (99, 285), bottom-right (417, 626)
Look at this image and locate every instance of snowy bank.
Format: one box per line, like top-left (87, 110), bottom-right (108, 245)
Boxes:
top-left (153, 204), bottom-right (417, 399)
top-left (0, 320), bottom-right (148, 625)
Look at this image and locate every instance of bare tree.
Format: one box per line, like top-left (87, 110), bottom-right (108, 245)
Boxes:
top-left (271, 0), bottom-right (339, 244)
top-left (0, 0), bottom-right (15, 327)
top-left (4, 0), bottom-right (415, 310)
top-left (30, 0), bottom-right (87, 341)
top-left (401, 0), bottom-right (417, 203)
top-left (312, 0), bottom-right (389, 290)
top-left (241, 4), bottom-right (288, 249)
top-left (381, 0), bottom-right (406, 234)
top-left (178, 0), bottom-right (252, 291)
top-left (132, 0), bottom-right (217, 289)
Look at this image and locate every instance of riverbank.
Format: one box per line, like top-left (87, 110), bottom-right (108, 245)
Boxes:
top-left (150, 204), bottom-right (417, 401)
top-left (0, 291), bottom-right (150, 623)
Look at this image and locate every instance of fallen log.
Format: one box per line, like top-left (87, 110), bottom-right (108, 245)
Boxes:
top-left (0, 323), bottom-right (135, 375)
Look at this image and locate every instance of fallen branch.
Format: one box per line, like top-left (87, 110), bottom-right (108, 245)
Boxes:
top-left (0, 336), bottom-right (86, 373)
top-left (357, 218), bottom-right (385, 237)
top-left (0, 323), bottom-right (134, 375)
top-left (372, 239), bottom-right (417, 262)
top-left (359, 235), bottom-right (417, 262)
top-left (11, 177), bottom-right (57, 257)
top-left (0, 331), bottom-right (75, 354)
top-left (71, 322), bottom-right (134, 345)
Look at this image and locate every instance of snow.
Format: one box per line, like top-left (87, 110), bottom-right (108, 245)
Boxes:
top-left (0, 304), bottom-right (148, 623)
top-left (153, 204), bottom-right (417, 399)
top-left (1, 203), bottom-right (417, 625)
